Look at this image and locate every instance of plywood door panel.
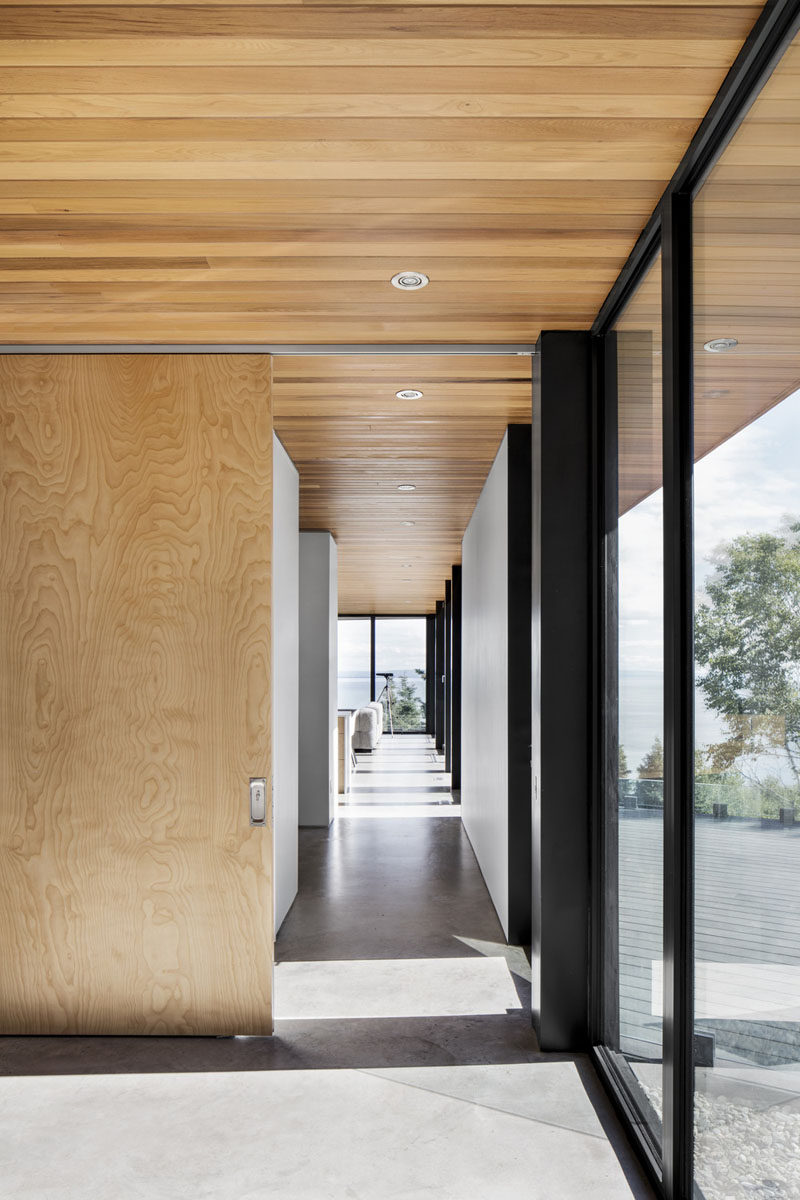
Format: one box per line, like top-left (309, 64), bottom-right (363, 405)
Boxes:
top-left (0, 353), bottom-right (273, 1035)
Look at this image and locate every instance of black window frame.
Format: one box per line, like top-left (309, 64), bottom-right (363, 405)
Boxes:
top-left (337, 613), bottom-right (432, 735)
top-left (589, 3), bottom-right (800, 1196)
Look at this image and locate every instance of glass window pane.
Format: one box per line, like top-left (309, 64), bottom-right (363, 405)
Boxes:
top-left (693, 32), bottom-right (800, 1200)
top-left (337, 618), bottom-right (371, 709)
top-left (374, 618), bottom-right (427, 733)
top-left (610, 252), bottom-right (664, 1145)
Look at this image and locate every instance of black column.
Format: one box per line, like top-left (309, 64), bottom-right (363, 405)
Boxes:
top-left (444, 579), bottom-right (452, 772)
top-left (531, 331), bottom-right (592, 1051)
top-left (435, 599), bottom-right (445, 753)
top-left (451, 565), bottom-right (462, 792)
top-left (661, 190), bottom-right (695, 1200)
top-left (507, 426), bottom-right (533, 947)
top-left (425, 614), bottom-right (436, 736)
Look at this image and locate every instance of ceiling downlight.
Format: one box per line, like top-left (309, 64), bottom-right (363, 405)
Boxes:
top-left (391, 271), bottom-right (429, 291)
top-left (703, 337), bottom-right (738, 353)
top-left (396, 389), bottom-right (424, 401)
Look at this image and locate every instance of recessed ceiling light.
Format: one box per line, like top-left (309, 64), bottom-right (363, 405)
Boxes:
top-left (397, 483), bottom-right (416, 492)
top-left (391, 271), bottom-right (429, 291)
top-left (704, 337), bottom-right (738, 353)
top-left (704, 388), bottom-right (730, 399)
top-left (396, 388), bottom-right (423, 401)
top-left (401, 520), bottom-right (416, 527)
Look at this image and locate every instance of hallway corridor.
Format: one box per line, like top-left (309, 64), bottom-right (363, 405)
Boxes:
top-left (0, 736), bottom-right (655, 1199)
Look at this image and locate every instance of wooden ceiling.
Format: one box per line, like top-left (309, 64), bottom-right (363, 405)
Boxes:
top-left (617, 35), bottom-right (800, 521)
top-left (0, 1), bottom-right (760, 345)
top-left (0, 2), bottom-right (763, 610)
top-left (273, 353), bottom-right (531, 611)
top-left (694, 37), bottom-right (800, 466)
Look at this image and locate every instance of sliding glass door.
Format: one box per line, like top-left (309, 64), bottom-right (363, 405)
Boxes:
top-left (691, 40), bottom-right (800, 1199)
top-left (595, 13), bottom-right (800, 1197)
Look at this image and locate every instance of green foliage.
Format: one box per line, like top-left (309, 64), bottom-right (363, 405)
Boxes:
top-left (695, 523), bottom-right (800, 789)
top-left (619, 745), bottom-right (631, 779)
top-left (694, 772), bottom-right (796, 820)
top-left (384, 673), bottom-right (425, 732)
top-left (638, 736), bottom-right (663, 780)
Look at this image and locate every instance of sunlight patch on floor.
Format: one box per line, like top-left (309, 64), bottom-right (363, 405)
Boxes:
top-left (274, 955), bottom-right (522, 1020)
top-left (454, 935), bottom-right (532, 983)
top-left (337, 803), bottom-right (462, 819)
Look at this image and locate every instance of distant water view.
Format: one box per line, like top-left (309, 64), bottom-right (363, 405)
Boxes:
top-left (620, 668), bottom-right (725, 776)
top-left (338, 670), bottom-right (426, 713)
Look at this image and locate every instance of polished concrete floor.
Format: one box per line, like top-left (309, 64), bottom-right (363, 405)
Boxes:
top-left (0, 735), bottom-right (655, 1199)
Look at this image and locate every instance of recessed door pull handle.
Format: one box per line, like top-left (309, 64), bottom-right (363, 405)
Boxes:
top-left (250, 778), bottom-right (267, 825)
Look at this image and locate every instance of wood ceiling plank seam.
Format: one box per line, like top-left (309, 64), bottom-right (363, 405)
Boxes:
top-left (0, 7), bottom-right (763, 40)
top-left (0, 38), bottom-right (753, 70)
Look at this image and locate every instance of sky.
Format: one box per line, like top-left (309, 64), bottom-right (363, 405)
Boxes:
top-left (336, 385), bottom-right (800, 771)
top-left (338, 617), bottom-right (427, 676)
top-left (619, 383), bottom-right (800, 772)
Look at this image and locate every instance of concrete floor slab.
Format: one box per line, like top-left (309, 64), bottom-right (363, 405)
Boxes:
top-left (1, 735), bottom-right (654, 1200)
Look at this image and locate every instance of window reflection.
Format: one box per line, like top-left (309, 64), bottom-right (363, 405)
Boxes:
top-left (611, 253), bottom-right (664, 1144)
top-left (692, 31), bottom-right (800, 1200)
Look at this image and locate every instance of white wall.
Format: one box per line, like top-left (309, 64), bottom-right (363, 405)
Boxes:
top-left (461, 433), bottom-right (510, 936)
top-left (298, 532), bottom-right (338, 826)
top-left (273, 435), bottom-right (299, 933)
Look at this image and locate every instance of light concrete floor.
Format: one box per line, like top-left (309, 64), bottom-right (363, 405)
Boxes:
top-left (0, 735), bottom-right (655, 1200)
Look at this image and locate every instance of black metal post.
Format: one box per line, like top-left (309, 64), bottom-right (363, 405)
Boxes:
top-left (661, 189), bottom-right (695, 1200)
top-left (444, 579), bottom-right (452, 772)
top-left (531, 333), bottom-right (592, 1050)
top-left (451, 565), bottom-right (462, 792)
top-left (369, 616), bottom-right (376, 702)
top-left (507, 425), bottom-right (533, 947)
top-left (435, 600), bottom-right (445, 753)
top-left (592, 330), bottom-right (622, 1053)
top-left (426, 614), bottom-right (436, 736)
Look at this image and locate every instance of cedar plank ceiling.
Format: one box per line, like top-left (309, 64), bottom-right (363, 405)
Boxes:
top-left (0, 2), bottom-right (761, 612)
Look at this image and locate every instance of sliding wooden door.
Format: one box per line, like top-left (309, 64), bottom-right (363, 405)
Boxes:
top-left (0, 354), bottom-right (273, 1034)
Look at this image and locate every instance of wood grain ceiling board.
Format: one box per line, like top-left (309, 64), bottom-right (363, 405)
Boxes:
top-left (273, 353), bottom-right (531, 612)
top-left (0, 2), bottom-right (759, 344)
top-left (0, 3), bottom-right (763, 611)
top-left (694, 38), bottom-right (800, 478)
top-left (617, 37), bottom-right (800, 520)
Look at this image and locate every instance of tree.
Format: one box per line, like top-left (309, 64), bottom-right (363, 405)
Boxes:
top-left (619, 745), bottom-right (631, 779)
top-left (638, 736), bottom-right (663, 779)
top-left (386, 673), bottom-right (425, 732)
top-left (695, 523), bottom-right (800, 787)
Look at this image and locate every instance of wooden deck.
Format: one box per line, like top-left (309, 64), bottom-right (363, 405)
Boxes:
top-left (619, 814), bottom-right (800, 1069)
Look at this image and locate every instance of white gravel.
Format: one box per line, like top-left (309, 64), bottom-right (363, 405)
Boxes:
top-left (694, 1092), bottom-right (800, 1200)
top-left (641, 1082), bottom-right (800, 1199)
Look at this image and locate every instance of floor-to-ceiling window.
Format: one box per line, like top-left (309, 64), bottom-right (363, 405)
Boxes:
top-left (337, 617), bottom-right (371, 710)
top-left (374, 617), bottom-right (427, 733)
top-left (596, 13), bottom-right (800, 1198)
top-left (338, 616), bottom-right (428, 733)
top-left (609, 252), bottom-right (665, 1145)
top-left (692, 33), bottom-right (800, 1199)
